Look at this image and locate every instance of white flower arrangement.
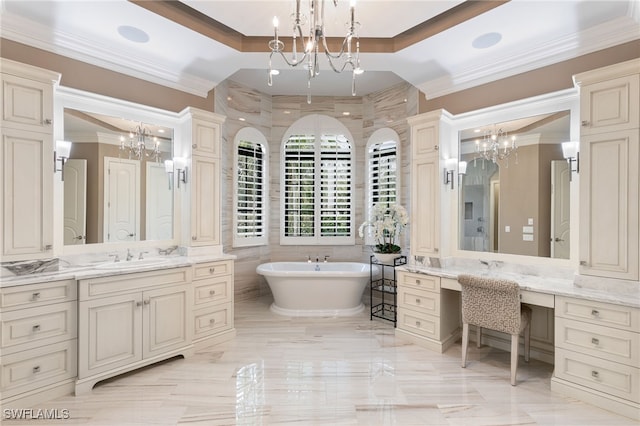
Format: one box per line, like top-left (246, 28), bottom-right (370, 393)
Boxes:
top-left (358, 203), bottom-right (409, 253)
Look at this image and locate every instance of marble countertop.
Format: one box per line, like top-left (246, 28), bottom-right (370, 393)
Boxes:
top-left (0, 253), bottom-right (236, 288)
top-left (399, 264), bottom-right (640, 309)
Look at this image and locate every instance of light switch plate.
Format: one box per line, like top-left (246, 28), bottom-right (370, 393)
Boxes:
top-left (523, 234), bottom-right (534, 241)
top-left (505, 226), bottom-right (510, 232)
top-left (528, 218), bottom-right (534, 225)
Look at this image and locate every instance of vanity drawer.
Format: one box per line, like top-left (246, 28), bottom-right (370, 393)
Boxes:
top-left (1, 301), bottom-right (77, 353)
top-left (1, 340), bottom-right (77, 398)
top-left (192, 302), bottom-right (233, 340)
top-left (555, 348), bottom-right (639, 403)
top-left (193, 261), bottom-right (233, 280)
top-left (398, 286), bottom-right (440, 316)
top-left (0, 280), bottom-right (76, 310)
top-left (556, 296), bottom-right (639, 332)
top-left (193, 275), bottom-right (232, 307)
top-left (397, 308), bottom-right (440, 340)
top-left (79, 267), bottom-right (191, 300)
top-left (398, 272), bottom-right (440, 292)
top-left (556, 317), bottom-right (639, 367)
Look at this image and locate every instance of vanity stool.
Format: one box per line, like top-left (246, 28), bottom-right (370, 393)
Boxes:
top-left (458, 274), bottom-right (532, 386)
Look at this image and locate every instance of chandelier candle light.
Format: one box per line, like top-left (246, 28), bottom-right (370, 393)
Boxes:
top-left (119, 123), bottom-right (161, 162)
top-left (268, 0), bottom-right (364, 103)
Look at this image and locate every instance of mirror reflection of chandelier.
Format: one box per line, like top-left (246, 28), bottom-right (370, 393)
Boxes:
top-left (119, 124), bottom-right (161, 162)
top-left (267, 0), bottom-right (364, 103)
top-left (475, 127), bottom-right (517, 165)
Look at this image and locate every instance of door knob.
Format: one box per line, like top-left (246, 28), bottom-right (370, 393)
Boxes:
top-left (554, 237), bottom-right (564, 242)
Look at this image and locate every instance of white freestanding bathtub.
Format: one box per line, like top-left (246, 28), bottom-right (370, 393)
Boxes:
top-left (256, 262), bottom-right (379, 317)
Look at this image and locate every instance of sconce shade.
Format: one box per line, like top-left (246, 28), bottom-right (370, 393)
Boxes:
top-left (56, 140), bottom-right (72, 158)
top-left (164, 159), bottom-right (174, 173)
top-left (562, 141), bottom-right (579, 159)
top-left (459, 161), bottom-right (468, 175)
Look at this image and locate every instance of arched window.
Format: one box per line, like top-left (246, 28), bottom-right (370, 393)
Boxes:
top-left (233, 127), bottom-right (268, 247)
top-left (364, 128), bottom-right (400, 244)
top-left (281, 114), bottom-right (354, 245)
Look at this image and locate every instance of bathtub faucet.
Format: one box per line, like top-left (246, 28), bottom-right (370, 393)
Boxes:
top-left (307, 255), bottom-right (312, 263)
top-left (324, 255), bottom-right (330, 263)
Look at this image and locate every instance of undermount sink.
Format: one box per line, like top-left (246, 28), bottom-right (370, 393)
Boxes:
top-left (95, 258), bottom-right (170, 270)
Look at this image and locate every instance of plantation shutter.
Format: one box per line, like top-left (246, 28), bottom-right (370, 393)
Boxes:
top-left (284, 135), bottom-right (315, 237)
top-left (369, 141), bottom-right (397, 207)
top-left (236, 141), bottom-right (265, 239)
top-left (320, 135), bottom-right (352, 236)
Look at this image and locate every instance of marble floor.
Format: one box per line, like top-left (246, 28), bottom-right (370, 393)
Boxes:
top-left (7, 297), bottom-right (638, 425)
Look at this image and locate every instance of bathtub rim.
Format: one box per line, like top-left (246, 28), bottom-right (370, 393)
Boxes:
top-left (269, 302), bottom-right (365, 317)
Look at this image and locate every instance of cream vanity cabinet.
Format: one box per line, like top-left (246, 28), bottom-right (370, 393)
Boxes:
top-left (180, 108), bottom-right (226, 248)
top-left (76, 267), bottom-right (193, 394)
top-left (395, 271), bottom-right (460, 352)
top-left (574, 59), bottom-right (640, 281)
top-left (407, 110), bottom-right (453, 259)
top-left (552, 296), bottom-right (640, 419)
top-left (191, 260), bottom-right (235, 345)
top-left (0, 280), bottom-right (77, 406)
top-left (0, 59), bottom-right (60, 261)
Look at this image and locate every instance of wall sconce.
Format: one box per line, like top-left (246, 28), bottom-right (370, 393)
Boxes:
top-left (458, 161), bottom-right (467, 176)
top-left (562, 141), bottom-right (579, 181)
top-left (444, 169), bottom-right (455, 189)
top-left (164, 159), bottom-right (174, 190)
top-left (54, 140), bottom-right (72, 181)
top-left (174, 157), bottom-right (188, 188)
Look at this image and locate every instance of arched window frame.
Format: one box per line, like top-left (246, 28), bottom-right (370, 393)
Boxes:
top-left (233, 127), bottom-right (269, 247)
top-left (363, 128), bottom-right (400, 245)
top-left (280, 114), bottom-right (355, 245)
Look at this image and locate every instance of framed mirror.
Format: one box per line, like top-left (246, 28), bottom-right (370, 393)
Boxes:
top-left (55, 87), bottom-right (182, 251)
top-left (452, 89), bottom-right (580, 263)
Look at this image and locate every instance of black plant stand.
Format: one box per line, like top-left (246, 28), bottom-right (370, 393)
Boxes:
top-left (370, 254), bottom-right (406, 326)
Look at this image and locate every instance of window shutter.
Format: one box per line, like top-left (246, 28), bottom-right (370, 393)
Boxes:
top-left (236, 141), bottom-right (265, 239)
top-left (369, 141), bottom-right (397, 207)
top-left (284, 135), bottom-right (315, 237)
top-left (320, 135), bottom-right (352, 236)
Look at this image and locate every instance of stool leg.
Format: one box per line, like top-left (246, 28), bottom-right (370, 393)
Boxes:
top-left (461, 323), bottom-right (469, 368)
top-left (476, 326), bottom-right (482, 348)
top-left (510, 333), bottom-right (519, 386)
top-left (524, 322), bottom-right (531, 363)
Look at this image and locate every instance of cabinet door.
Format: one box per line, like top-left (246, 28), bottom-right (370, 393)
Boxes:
top-left (580, 74), bottom-right (639, 135)
top-left (1, 128), bottom-right (53, 260)
top-left (78, 293), bottom-right (142, 378)
top-left (143, 285), bottom-right (190, 359)
top-left (579, 130), bottom-right (639, 280)
top-left (192, 119), bottom-right (220, 158)
top-left (1, 73), bottom-right (53, 133)
top-left (190, 156), bottom-right (220, 246)
top-left (411, 121), bottom-right (440, 157)
top-left (411, 154), bottom-right (440, 257)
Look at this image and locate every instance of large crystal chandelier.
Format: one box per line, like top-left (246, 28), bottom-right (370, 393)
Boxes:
top-left (268, 0), bottom-right (364, 103)
top-left (474, 127), bottom-right (517, 165)
top-left (119, 124), bottom-right (161, 162)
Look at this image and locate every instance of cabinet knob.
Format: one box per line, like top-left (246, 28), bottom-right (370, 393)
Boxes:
top-left (136, 301), bottom-right (143, 307)
top-left (209, 318), bottom-right (216, 324)
top-left (591, 309), bottom-right (599, 317)
top-left (581, 120), bottom-right (590, 127)
top-left (579, 260), bottom-right (588, 266)
top-left (591, 337), bottom-right (600, 345)
top-left (415, 298), bottom-right (421, 304)
top-left (416, 280), bottom-right (421, 285)
top-left (33, 365), bottom-right (41, 373)
top-left (32, 292), bottom-right (41, 300)
top-left (209, 267), bottom-right (215, 273)
top-left (415, 321), bottom-right (421, 327)
top-left (192, 236), bottom-right (197, 240)
top-left (192, 144), bottom-right (197, 149)
top-left (434, 248), bottom-right (439, 253)
top-left (591, 370), bottom-right (600, 379)
top-left (32, 324), bottom-right (41, 332)
top-left (43, 119), bottom-right (52, 125)
top-left (143, 299), bottom-right (150, 305)
top-left (209, 290), bottom-right (216, 295)
top-left (434, 145), bottom-right (439, 151)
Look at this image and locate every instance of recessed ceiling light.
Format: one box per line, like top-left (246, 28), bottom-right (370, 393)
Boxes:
top-left (472, 32), bottom-right (502, 49)
top-left (117, 25), bottom-right (149, 43)
top-left (238, 117), bottom-right (246, 121)
top-left (342, 111), bottom-right (350, 116)
top-left (283, 110), bottom-right (291, 114)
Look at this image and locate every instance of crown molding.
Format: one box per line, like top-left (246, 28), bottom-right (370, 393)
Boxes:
top-left (419, 16), bottom-right (640, 99)
top-left (1, 13), bottom-right (217, 97)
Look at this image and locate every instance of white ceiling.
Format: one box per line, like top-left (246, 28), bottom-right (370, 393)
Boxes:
top-left (1, 1), bottom-right (638, 99)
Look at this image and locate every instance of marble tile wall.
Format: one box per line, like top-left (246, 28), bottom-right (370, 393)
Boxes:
top-left (215, 79), bottom-right (418, 300)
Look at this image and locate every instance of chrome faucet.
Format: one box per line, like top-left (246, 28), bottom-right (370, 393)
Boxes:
top-left (159, 245), bottom-right (178, 256)
top-left (324, 255), bottom-right (330, 263)
top-left (138, 251), bottom-right (148, 260)
top-left (109, 253), bottom-right (120, 263)
top-left (314, 264), bottom-right (320, 271)
top-left (126, 249), bottom-right (134, 261)
top-left (307, 255), bottom-right (312, 263)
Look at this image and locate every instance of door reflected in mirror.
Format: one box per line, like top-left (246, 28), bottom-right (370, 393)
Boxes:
top-left (459, 111), bottom-right (571, 259)
top-left (63, 108), bottom-right (174, 245)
